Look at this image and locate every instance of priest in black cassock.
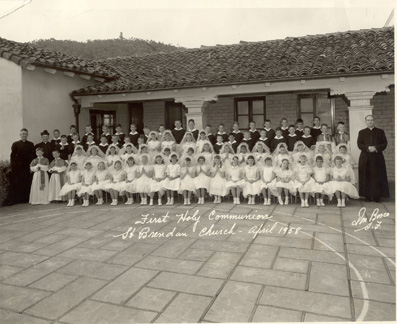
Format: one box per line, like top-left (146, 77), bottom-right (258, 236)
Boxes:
top-left (10, 128), bottom-right (35, 204)
top-left (357, 115), bottom-right (390, 202)
top-left (35, 130), bottom-right (53, 162)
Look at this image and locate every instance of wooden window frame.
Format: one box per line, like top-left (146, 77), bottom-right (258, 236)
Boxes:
top-left (89, 109), bottom-right (116, 139)
top-left (297, 93), bottom-right (335, 130)
top-left (234, 96), bottom-right (266, 130)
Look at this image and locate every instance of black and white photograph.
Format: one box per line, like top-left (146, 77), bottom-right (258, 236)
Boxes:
top-left (0, 0), bottom-right (395, 323)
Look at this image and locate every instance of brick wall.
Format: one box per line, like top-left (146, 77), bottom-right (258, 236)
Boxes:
top-left (371, 86), bottom-right (395, 181)
top-left (206, 97), bottom-right (235, 133)
top-left (143, 100), bottom-right (165, 130)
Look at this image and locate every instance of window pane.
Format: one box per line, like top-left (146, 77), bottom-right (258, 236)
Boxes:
top-left (103, 114), bottom-right (111, 126)
top-left (317, 96), bottom-right (332, 131)
top-left (252, 100), bottom-right (264, 114)
top-left (237, 101), bottom-right (249, 115)
top-left (252, 114), bottom-right (264, 126)
top-left (238, 115), bottom-right (249, 128)
top-left (300, 97), bottom-right (314, 113)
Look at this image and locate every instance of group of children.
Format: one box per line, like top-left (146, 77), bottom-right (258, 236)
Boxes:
top-left (29, 117), bottom-right (358, 208)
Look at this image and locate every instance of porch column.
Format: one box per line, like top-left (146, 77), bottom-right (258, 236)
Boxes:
top-left (179, 100), bottom-right (210, 130)
top-left (345, 91), bottom-right (376, 175)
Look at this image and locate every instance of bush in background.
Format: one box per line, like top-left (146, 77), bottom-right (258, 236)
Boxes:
top-left (0, 160), bottom-right (11, 206)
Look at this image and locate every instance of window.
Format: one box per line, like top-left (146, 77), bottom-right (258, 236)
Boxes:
top-left (166, 101), bottom-right (186, 130)
top-left (235, 97), bottom-right (266, 129)
top-left (90, 110), bottom-right (116, 139)
top-left (129, 102), bottom-right (144, 134)
top-left (298, 94), bottom-right (334, 129)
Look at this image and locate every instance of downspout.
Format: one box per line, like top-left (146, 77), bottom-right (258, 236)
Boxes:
top-left (69, 92), bottom-right (81, 135)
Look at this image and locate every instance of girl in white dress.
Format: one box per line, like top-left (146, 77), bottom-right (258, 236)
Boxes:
top-left (196, 130), bottom-right (209, 153)
top-left (147, 131), bottom-right (161, 153)
top-left (312, 155), bottom-right (332, 207)
top-left (78, 161), bottom-right (96, 207)
top-left (315, 142), bottom-right (332, 167)
top-left (162, 147), bottom-right (172, 165)
top-left (274, 159), bottom-right (295, 205)
top-left (180, 131), bottom-right (196, 155)
top-left (334, 144), bottom-right (354, 167)
top-left (29, 147), bottom-right (50, 205)
top-left (91, 161), bottom-right (110, 205)
top-left (236, 143), bottom-right (250, 167)
top-left (60, 162), bottom-right (82, 207)
top-left (149, 154), bottom-right (166, 206)
top-left (273, 143), bottom-right (292, 168)
top-left (225, 155), bottom-right (244, 205)
top-left (160, 130), bottom-right (177, 152)
top-left (220, 143), bottom-right (235, 168)
top-left (122, 156), bottom-right (138, 205)
top-left (209, 155), bottom-right (227, 203)
top-left (252, 141), bottom-right (271, 167)
top-left (86, 146), bottom-right (105, 170)
top-left (200, 141), bottom-right (214, 165)
top-left (293, 154), bottom-right (318, 208)
top-left (179, 157), bottom-right (197, 205)
top-left (70, 145), bottom-right (87, 171)
top-left (194, 155), bottom-right (211, 204)
top-left (242, 155), bottom-right (261, 205)
top-left (106, 144), bottom-right (121, 170)
top-left (135, 154), bottom-right (153, 205)
top-left (328, 155), bottom-right (359, 207)
top-left (260, 156), bottom-right (277, 206)
top-left (105, 160), bottom-right (126, 206)
top-left (163, 154), bottom-right (181, 205)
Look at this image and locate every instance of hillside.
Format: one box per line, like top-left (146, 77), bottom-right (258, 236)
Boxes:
top-left (30, 37), bottom-right (185, 60)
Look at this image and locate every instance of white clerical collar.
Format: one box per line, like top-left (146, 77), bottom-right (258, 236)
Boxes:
top-left (115, 132), bottom-right (124, 135)
top-left (217, 131), bottom-right (226, 135)
top-left (53, 137), bottom-right (61, 141)
top-left (264, 128), bottom-right (272, 131)
top-left (281, 127), bottom-right (288, 130)
top-left (216, 143), bottom-right (223, 145)
top-left (368, 127), bottom-right (374, 130)
top-left (312, 126), bottom-right (321, 129)
top-left (229, 141), bottom-right (236, 144)
top-left (338, 131), bottom-right (345, 134)
top-left (243, 138), bottom-right (251, 141)
top-left (61, 142), bottom-right (68, 145)
top-left (296, 128), bottom-right (304, 131)
top-left (259, 137), bottom-right (267, 141)
top-left (87, 141), bottom-right (95, 145)
top-left (188, 129), bottom-right (197, 132)
top-left (302, 135), bottom-right (312, 138)
top-left (274, 136), bottom-right (284, 139)
top-left (99, 143), bottom-right (108, 146)
top-left (42, 141), bottom-right (49, 144)
top-left (174, 127), bottom-right (183, 131)
top-left (72, 141), bottom-right (80, 144)
top-left (232, 130), bottom-right (241, 133)
top-left (288, 134), bottom-right (297, 137)
top-left (249, 129), bottom-right (257, 132)
top-left (129, 131), bottom-right (138, 135)
top-left (102, 133), bottom-right (110, 136)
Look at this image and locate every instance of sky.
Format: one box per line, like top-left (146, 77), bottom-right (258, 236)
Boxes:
top-left (0, 0), bottom-right (394, 48)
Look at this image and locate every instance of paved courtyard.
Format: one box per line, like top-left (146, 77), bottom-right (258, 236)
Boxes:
top-left (0, 197), bottom-right (395, 323)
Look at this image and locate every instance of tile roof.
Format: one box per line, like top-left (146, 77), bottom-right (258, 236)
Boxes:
top-left (73, 27), bottom-right (394, 96)
top-left (0, 37), bottom-right (118, 79)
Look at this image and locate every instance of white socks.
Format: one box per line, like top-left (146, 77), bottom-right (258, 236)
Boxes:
top-left (96, 198), bottom-right (103, 205)
top-left (158, 198), bottom-right (162, 205)
top-left (337, 199), bottom-right (342, 207)
top-left (82, 199), bottom-right (89, 207)
top-left (341, 199), bottom-right (346, 207)
top-left (278, 197), bottom-right (284, 205)
top-left (166, 197), bottom-right (174, 205)
top-left (285, 197), bottom-right (289, 205)
top-left (110, 199), bottom-right (118, 206)
top-left (124, 198), bottom-right (133, 205)
top-left (248, 197), bottom-right (255, 205)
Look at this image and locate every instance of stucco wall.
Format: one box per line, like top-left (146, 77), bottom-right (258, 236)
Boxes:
top-left (21, 67), bottom-right (95, 146)
top-left (0, 58), bottom-right (23, 160)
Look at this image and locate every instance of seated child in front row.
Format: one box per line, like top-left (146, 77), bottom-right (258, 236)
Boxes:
top-left (260, 157), bottom-right (277, 206)
top-left (29, 147), bottom-right (50, 205)
top-left (91, 161), bottom-right (110, 205)
top-left (242, 155), bottom-right (261, 205)
top-left (78, 161), bottom-right (96, 207)
top-left (209, 155), bottom-right (227, 204)
top-left (225, 156), bottom-right (244, 205)
top-left (122, 156), bottom-right (137, 205)
top-left (293, 154), bottom-right (317, 208)
top-left (105, 160), bottom-right (126, 206)
top-left (194, 156), bottom-right (211, 204)
top-left (149, 154), bottom-right (166, 206)
top-left (179, 157), bottom-right (196, 205)
top-left (59, 162), bottom-right (82, 207)
top-left (274, 159), bottom-right (295, 205)
top-left (163, 154), bottom-right (181, 205)
top-left (135, 155), bottom-right (153, 205)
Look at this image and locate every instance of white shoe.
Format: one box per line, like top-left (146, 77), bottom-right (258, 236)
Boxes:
top-left (96, 198), bottom-right (103, 205)
top-left (125, 198), bottom-right (130, 205)
top-left (70, 199), bottom-right (75, 207)
top-left (110, 199), bottom-right (117, 206)
top-left (278, 197), bottom-right (284, 205)
top-left (316, 199), bottom-right (321, 207)
top-left (337, 199), bottom-right (342, 207)
top-left (251, 197), bottom-right (255, 205)
top-left (301, 200), bottom-right (305, 207)
top-left (320, 199), bottom-right (325, 207)
top-left (170, 197), bottom-right (174, 205)
top-left (285, 197), bottom-right (289, 205)
top-left (85, 200), bottom-right (90, 207)
top-left (213, 197), bottom-right (217, 203)
top-left (149, 199), bottom-right (154, 206)
top-left (144, 197), bottom-right (148, 205)
top-left (187, 198), bottom-right (191, 205)
top-left (304, 199), bottom-right (309, 207)
top-left (66, 199), bottom-right (71, 207)
top-left (201, 197), bottom-right (205, 204)
top-left (341, 199), bottom-right (346, 207)
top-left (158, 198), bottom-right (162, 206)
top-left (166, 198), bottom-right (170, 205)
top-left (81, 200), bottom-right (85, 207)
top-left (218, 197), bottom-right (221, 203)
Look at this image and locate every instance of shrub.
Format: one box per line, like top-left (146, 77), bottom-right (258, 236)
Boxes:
top-left (0, 160), bottom-right (12, 206)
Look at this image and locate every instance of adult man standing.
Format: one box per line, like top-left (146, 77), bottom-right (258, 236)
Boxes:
top-left (35, 130), bottom-right (53, 162)
top-left (357, 115), bottom-right (390, 202)
top-left (10, 129), bottom-right (34, 204)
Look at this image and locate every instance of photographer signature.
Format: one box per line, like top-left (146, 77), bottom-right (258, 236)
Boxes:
top-left (351, 207), bottom-right (389, 232)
